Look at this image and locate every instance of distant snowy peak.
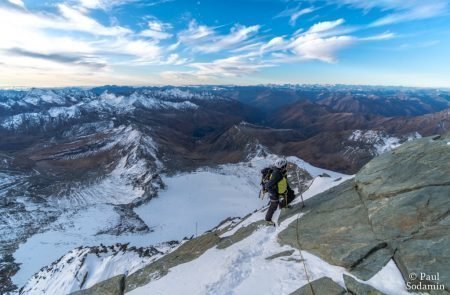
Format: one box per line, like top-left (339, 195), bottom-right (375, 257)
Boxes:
top-left (0, 106), bottom-right (82, 129)
top-left (146, 88), bottom-right (228, 101)
top-left (348, 129), bottom-right (421, 155)
top-left (0, 89), bottom-right (208, 130)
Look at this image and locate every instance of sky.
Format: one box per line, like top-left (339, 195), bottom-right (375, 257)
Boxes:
top-left (0, 0), bottom-right (449, 88)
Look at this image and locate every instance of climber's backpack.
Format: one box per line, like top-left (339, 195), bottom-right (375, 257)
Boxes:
top-left (260, 167), bottom-right (273, 190)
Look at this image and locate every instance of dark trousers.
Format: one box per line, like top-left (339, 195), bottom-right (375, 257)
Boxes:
top-left (279, 187), bottom-right (295, 208)
top-left (265, 188), bottom-right (296, 221)
top-left (265, 199), bottom-right (279, 221)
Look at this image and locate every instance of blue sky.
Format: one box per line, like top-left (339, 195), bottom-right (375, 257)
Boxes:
top-left (1, 0), bottom-right (449, 87)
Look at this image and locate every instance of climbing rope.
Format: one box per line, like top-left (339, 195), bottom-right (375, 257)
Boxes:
top-left (296, 210), bottom-right (315, 295)
top-left (294, 166), bottom-right (317, 295)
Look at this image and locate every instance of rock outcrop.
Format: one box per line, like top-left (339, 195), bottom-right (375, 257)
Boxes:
top-left (124, 232), bottom-right (221, 292)
top-left (344, 274), bottom-right (385, 295)
top-left (289, 277), bottom-right (347, 295)
top-left (71, 275), bottom-right (125, 295)
top-left (279, 133), bottom-right (450, 291)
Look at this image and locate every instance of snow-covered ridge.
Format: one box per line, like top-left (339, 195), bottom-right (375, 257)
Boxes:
top-left (0, 88), bottom-right (225, 130)
top-left (47, 125), bottom-right (161, 208)
top-left (20, 242), bottom-right (178, 295)
top-left (348, 129), bottom-right (421, 155)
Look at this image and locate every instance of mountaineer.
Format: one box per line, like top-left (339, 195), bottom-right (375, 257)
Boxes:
top-left (260, 158), bottom-right (295, 225)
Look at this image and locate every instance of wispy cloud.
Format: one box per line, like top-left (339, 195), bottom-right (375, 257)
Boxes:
top-left (7, 0), bottom-right (25, 8)
top-left (319, 0), bottom-right (448, 26)
top-left (370, 2), bottom-right (448, 27)
top-left (308, 18), bottom-right (345, 33)
top-left (360, 32), bottom-right (396, 41)
top-left (178, 20), bottom-right (215, 43)
top-left (290, 7), bottom-right (316, 26)
top-left (275, 5), bottom-right (317, 26)
top-left (76, 0), bottom-right (172, 10)
top-left (5, 47), bottom-right (106, 68)
top-left (177, 20), bottom-right (260, 53)
top-left (140, 20), bottom-right (173, 40)
top-left (190, 54), bottom-right (272, 77)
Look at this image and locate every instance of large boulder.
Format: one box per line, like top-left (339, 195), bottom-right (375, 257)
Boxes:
top-left (279, 134), bottom-right (450, 290)
top-left (70, 275), bottom-right (125, 295)
top-left (344, 274), bottom-right (385, 295)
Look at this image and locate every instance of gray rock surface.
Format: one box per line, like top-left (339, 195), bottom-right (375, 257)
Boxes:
top-left (124, 231), bottom-right (221, 292)
top-left (344, 274), bottom-right (385, 295)
top-left (217, 220), bottom-right (266, 249)
top-left (279, 134), bottom-right (450, 289)
top-left (278, 180), bottom-right (393, 280)
top-left (265, 249), bottom-right (295, 260)
top-left (70, 275), bottom-right (125, 295)
top-left (289, 277), bottom-right (346, 295)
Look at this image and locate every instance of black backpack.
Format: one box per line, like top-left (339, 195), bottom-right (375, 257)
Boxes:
top-left (260, 167), bottom-right (273, 189)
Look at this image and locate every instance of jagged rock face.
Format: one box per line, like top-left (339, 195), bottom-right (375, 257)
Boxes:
top-left (279, 133), bottom-right (450, 290)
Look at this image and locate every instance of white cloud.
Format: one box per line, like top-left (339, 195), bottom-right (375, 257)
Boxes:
top-left (141, 29), bottom-right (172, 40)
top-left (178, 20), bottom-right (215, 43)
top-left (7, 0), bottom-right (25, 8)
top-left (189, 54), bottom-right (272, 77)
top-left (196, 25), bottom-right (260, 53)
top-left (370, 2), bottom-right (448, 26)
top-left (167, 41), bottom-right (181, 51)
top-left (163, 53), bottom-right (188, 65)
top-left (76, 0), bottom-right (142, 10)
top-left (322, 0), bottom-right (448, 26)
top-left (290, 7), bottom-right (316, 26)
top-left (140, 20), bottom-right (173, 40)
top-left (360, 32), bottom-right (396, 41)
top-left (57, 4), bottom-right (131, 36)
top-left (178, 20), bottom-right (260, 53)
top-left (308, 18), bottom-right (345, 33)
top-left (260, 37), bottom-right (287, 54)
top-left (256, 18), bottom-right (357, 63)
top-left (290, 34), bottom-right (355, 63)
top-left (275, 5), bottom-right (316, 26)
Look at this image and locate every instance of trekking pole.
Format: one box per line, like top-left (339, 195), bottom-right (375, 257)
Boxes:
top-left (295, 169), bottom-right (305, 208)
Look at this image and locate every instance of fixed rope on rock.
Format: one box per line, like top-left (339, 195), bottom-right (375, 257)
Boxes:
top-left (294, 165), bottom-right (317, 295)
